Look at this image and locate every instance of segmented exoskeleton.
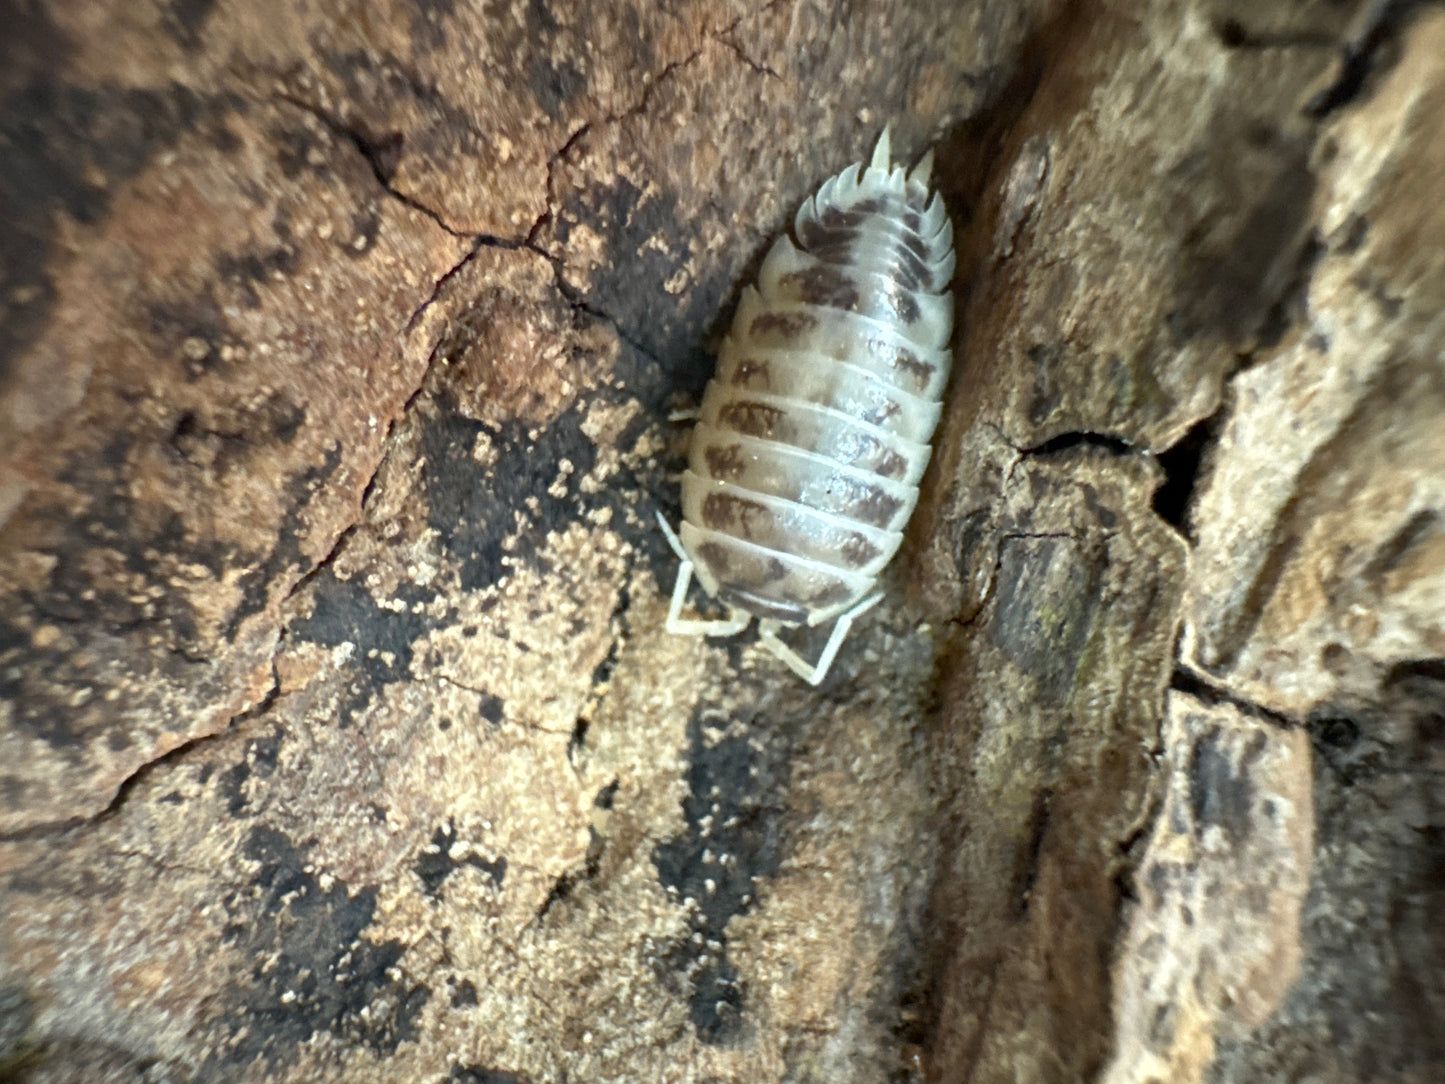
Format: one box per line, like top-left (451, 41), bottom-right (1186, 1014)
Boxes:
top-left (659, 128), bottom-right (955, 684)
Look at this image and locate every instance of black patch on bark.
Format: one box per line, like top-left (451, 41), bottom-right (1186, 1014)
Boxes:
top-left (989, 535), bottom-right (1101, 701)
top-left (1363, 512), bottom-right (1442, 584)
top-left (0, 981), bottom-right (35, 1072)
top-left (2, 418), bottom-right (291, 749)
top-left (0, 0), bottom-right (74, 85)
top-left (218, 727), bottom-right (284, 816)
top-left (949, 508), bottom-right (992, 582)
top-left (290, 566), bottom-right (432, 726)
top-left (551, 177), bottom-right (722, 397)
top-left (1077, 483), bottom-right (1119, 530)
top-left (343, 209), bottom-right (382, 257)
top-left (451, 1066), bottom-right (525, 1084)
top-left (275, 123), bottom-right (328, 180)
top-left (417, 385), bottom-right (678, 594)
top-left (148, 290), bottom-right (235, 378)
top-left (1025, 342), bottom-right (1065, 424)
top-left (216, 242), bottom-right (300, 309)
top-left (523, 0), bottom-right (588, 118)
top-left (449, 978), bottom-right (478, 1008)
top-left (269, 399), bottom-right (308, 443)
top-left (414, 819), bottom-right (507, 898)
top-left (652, 707), bottom-right (789, 1044)
top-left (1167, 139), bottom-right (1316, 347)
top-left (0, 78), bottom-right (244, 379)
top-left (0, 618), bottom-right (88, 750)
top-left (1384, 657), bottom-right (1445, 698)
top-left (213, 827), bottom-right (429, 1070)
top-left (415, 334), bottom-right (678, 603)
top-left (1212, 665), bottom-right (1445, 1077)
top-left (418, 402), bottom-right (594, 592)
top-left (42, 435), bottom-right (222, 644)
top-left (160, 0), bottom-right (218, 50)
top-left (1311, 713), bottom-right (1361, 752)
top-left (1187, 727), bottom-right (1265, 840)
top-left (529, 59), bottom-right (587, 120)
top-left (351, 127), bottom-right (407, 186)
top-left (406, 0), bottom-right (456, 52)
top-left (230, 444), bottom-right (346, 633)
top-left (477, 693), bottom-right (505, 726)
top-left (1012, 788), bottom-right (1054, 918)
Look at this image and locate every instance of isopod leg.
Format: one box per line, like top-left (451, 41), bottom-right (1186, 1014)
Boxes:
top-left (758, 593), bottom-right (883, 686)
top-left (656, 510), bottom-right (689, 562)
top-left (655, 512), bottom-right (752, 638)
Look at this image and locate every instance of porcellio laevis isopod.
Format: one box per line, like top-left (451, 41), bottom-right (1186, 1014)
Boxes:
top-left (658, 127), bottom-right (956, 684)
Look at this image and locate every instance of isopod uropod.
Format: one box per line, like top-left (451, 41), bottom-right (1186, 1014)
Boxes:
top-left (658, 128), bottom-right (956, 684)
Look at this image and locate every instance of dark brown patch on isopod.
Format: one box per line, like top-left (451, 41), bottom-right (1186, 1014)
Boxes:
top-left (806, 582), bottom-right (853, 609)
top-left (814, 238), bottom-right (933, 295)
top-left (717, 585), bottom-right (808, 624)
top-left (901, 229), bottom-right (933, 261)
top-left (829, 426), bottom-right (907, 477)
top-left (846, 484), bottom-right (904, 528)
top-left (781, 266), bottom-right (862, 311)
top-left (839, 533), bottom-right (881, 568)
top-left (874, 448), bottom-right (909, 479)
top-left (862, 400), bottom-right (902, 427)
top-left (886, 255), bottom-right (927, 293)
top-left (717, 400), bottom-right (791, 440)
top-left (798, 221), bottom-right (861, 250)
top-left (819, 474), bottom-right (903, 527)
top-left (696, 541), bottom-right (733, 575)
top-left (704, 443), bottom-right (749, 481)
top-left (887, 285), bottom-right (921, 325)
top-left (729, 358), bottom-right (772, 388)
top-left (808, 204), bottom-right (884, 240)
top-left (888, 347), bottom-right (937, 392)
top-left (750, 311), bottom-right (818, 340)
top-left (701, 492), bottom-right (772, 539)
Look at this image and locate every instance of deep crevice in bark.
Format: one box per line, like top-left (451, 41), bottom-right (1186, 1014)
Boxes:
top-left (1169, 666), bottom-right (1299, 730)
top-left (1305, 0), bottom-right (1434, 118)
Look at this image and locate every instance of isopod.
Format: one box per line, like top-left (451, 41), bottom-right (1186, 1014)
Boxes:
top-left (658, 128), bottom-right (955, 684)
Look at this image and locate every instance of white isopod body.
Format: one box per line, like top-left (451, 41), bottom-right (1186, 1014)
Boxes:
top-left (659, 127), bottom-right (955, 684)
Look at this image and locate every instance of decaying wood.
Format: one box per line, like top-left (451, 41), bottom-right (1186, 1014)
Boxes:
top-left (1, 1), bottom-right (1440, 1082)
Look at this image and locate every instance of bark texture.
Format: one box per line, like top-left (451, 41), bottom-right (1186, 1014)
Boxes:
top-left (1, 1), bottom-right (1441, 1082)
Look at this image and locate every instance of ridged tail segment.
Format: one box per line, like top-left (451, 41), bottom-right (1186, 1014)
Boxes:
top-left (680, 131), bottom-right (956, 627)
